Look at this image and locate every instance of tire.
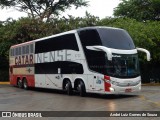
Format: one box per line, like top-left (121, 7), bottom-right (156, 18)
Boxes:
top-left (78, 81), bottom-right (86, 97)
top-left (17, 79), bottom-right (23, 88)
top-left (23, 79), bottom-right (29, 90)
top-left (65, 81), bottom-right (72, 95)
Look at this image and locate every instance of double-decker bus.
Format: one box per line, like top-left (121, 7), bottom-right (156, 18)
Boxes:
top-left (9, 26), bottom-right (150, 96)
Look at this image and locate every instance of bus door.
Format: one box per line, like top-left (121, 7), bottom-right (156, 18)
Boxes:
top-left (87, 75), bottom-right (95, 90)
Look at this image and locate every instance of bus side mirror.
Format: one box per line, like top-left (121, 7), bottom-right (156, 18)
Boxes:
top-left (136, 47), bottom-right (151, 61)
top-left (86, 46), bottom-right (112, 61)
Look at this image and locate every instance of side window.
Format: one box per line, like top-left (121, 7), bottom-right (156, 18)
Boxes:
top-left (14, 47), bottom-right (21, 55)
top-left (18, 47), bottom-right (21, 55)
top-left (35, 34), bottom-right (79, 53)
top-left (78, 29), bottom-right (102, 46)
top-left (35, 62), bottom-right (84, 74)
top-left (22, 46), bottom-right (26, 54)
top-left (11, 44), bottom-right (34, 56)
top-left (62, 62), bottom-right (84, 74)
top-left (26, 45), bottom-right (29, 54)
top-left (13, 49), bottom-right (15, 56)
top-left (78, 29), bottom-right (106, 74)
top-left (15, 48), bottom-right (18, 56)
top-left (22, 44), bottom-right (33, 54)
top-left (30, 44), bottom-right (34, 53)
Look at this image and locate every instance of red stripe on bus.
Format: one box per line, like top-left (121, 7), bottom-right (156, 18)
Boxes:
top-left (10, 75), bottom-right (35, 87)
top-left (104, 82), bottom-right (111, 92)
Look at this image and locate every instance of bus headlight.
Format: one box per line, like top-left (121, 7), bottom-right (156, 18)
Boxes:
top-left (109, 87), bottom-right (115, 92)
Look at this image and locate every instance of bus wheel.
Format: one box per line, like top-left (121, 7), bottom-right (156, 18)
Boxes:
top-left (23, 79), bottom-right (29, 90)
top-left (78, 81), bottom-right (86, 97)
top-left (65, 81), bottom-right (72, 95)
top-left (17, 79), bottom-right (23, 88)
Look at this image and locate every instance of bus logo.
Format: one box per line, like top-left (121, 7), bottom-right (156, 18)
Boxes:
top-left (2, 112), bottom-right (11, 117)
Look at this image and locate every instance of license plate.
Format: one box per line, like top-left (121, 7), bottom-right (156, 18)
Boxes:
top-left (125, 88), bottom-right (132, 92)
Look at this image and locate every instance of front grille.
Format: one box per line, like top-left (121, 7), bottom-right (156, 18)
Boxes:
top-left (112, 80), bottom-right (140, 87)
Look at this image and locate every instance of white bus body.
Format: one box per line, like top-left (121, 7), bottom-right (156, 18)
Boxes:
top-left (9, 26), bottom-right (150, 96)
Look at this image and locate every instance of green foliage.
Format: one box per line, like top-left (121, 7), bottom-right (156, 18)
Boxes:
top-left (52, 12), bottom-right (99, 31)
top-left (0, 15), bottom-right (160, 82)
top-left (0, 13), bottom-right (99, 62)
top-left (99, 17), bottom-right (160, 62)
top-left (99, 17), bottom-right (160, 82)
top-left (114, 0), bottom-right (160, 21)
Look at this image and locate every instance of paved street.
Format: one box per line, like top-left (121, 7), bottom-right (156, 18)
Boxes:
top-left (0, 84), bottom-right (159, 120)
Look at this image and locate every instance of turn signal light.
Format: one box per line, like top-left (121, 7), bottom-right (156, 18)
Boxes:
top-left (104, 75), bottom-right (110, 81)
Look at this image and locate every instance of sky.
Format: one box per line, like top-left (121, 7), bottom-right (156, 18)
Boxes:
top-left (0, 0), bottom-right (121, 21)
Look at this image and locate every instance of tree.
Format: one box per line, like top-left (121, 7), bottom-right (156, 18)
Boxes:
top-left (0, 0), bottom-right (88, 22)
top-left (1, 16), bottom-right (160, 82)
top-left (114, 0), bottom-right (160, 21)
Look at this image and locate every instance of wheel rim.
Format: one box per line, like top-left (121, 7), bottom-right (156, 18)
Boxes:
top-left (65, 81), bottom-right (72, 95)
top-left (78, 81), bottom-right (85, 96)
top-left (23, 80), bottom-right (28, 89)
top-left (18, 80), bottom-right (22, 88)
top-left (65, 82), bottom-right (69, 91)
top-left (78, 84), bottom-right (81, 92)
top-left (24, 81), bottom-right (27, 89)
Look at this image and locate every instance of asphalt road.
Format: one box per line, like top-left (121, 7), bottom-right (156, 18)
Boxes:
top-left (0, 84), bottom-right (159, 120)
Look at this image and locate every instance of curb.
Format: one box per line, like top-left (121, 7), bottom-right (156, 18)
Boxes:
top-left (142, 84), bottom-right (160, 86)
top-left (0, 82), bottom-right (10, 85)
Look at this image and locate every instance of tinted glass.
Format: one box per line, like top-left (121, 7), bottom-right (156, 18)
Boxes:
top-left (78, 29), bottom-right (102, 46)
top-left (106, 54), bottom-right (140, 78)
top-left (78, 29), bottom-right (106, 73)
top-left (85, 50), bottom-right (106, 74)
top-left (35, 34), bottom-right (79, 53)
top-left (18, 47), bottom-right (21, 55)
top-left (26, 45), bottom-right (29, 54)
top-left (35, 61), bottom-right (84, 74)
top-left (15, 48), bottom-right (18, 56)
top-left (22, 46), bottom-right (26, 54)
top-left (98, 28), bottom-right (135, 50)
top-left (30, 44), bottom-right (34, 53)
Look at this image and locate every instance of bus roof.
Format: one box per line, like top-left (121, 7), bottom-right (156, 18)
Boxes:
top-left (77, 26), bottom-right (123, 32)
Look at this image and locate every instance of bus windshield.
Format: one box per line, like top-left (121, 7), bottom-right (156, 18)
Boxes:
top-left (106, 54), bottom-right (140, 78)
top-left (98, 28), bottom-right (135, 50)
top-left (78, 27), bottom-right (140, 78)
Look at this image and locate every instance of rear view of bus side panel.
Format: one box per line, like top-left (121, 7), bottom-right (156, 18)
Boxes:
top-left (9, 43), bottom-right (35, 88)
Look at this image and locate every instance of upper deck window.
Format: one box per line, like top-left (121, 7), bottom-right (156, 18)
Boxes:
top-left (26, 45), bottom-right (29, 54)
top-left (10, 43), bottom-right (34, 56)
top-left (35, 33), bottom-right (79, 53)
top-left (78, 29), bottom-right (102, 46)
